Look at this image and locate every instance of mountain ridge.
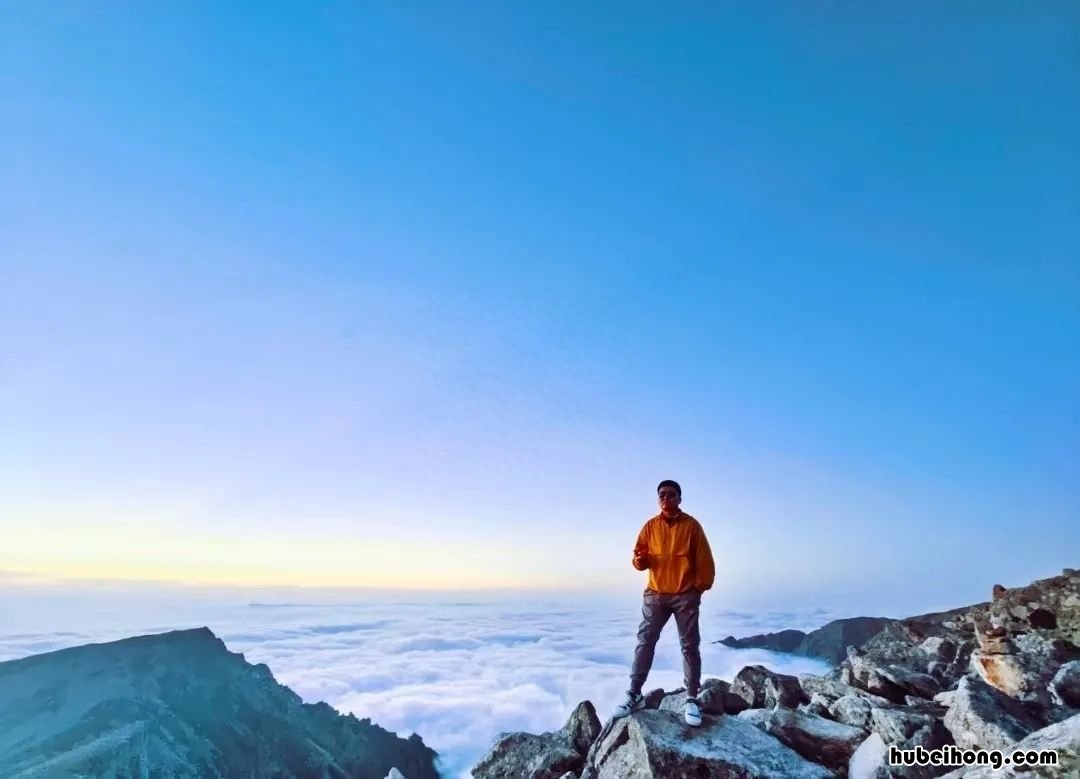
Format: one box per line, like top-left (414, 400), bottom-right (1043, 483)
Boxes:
top-left (0, 626), bottom-right (439, 779)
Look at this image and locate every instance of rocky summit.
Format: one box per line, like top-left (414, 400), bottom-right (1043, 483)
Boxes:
top-left (0, 627), bottom-right (439, 779)
top-left (474, 568), bottom-right (1080, 778)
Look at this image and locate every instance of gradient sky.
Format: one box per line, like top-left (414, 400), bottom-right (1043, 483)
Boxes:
top-left (2, 4), bottom-right (1078, 611)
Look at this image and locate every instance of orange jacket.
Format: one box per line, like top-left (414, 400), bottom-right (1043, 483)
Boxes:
top-left (632, 512), bottom-right (715, 594)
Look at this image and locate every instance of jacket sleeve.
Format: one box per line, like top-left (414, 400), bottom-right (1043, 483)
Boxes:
top-left (693, 522), bottom-right (715, 591)
top-left (632, 523), bottom-right (650, 570)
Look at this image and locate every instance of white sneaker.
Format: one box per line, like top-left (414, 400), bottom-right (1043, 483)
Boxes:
top-left (684, 697), bottom-right (702, 727)
top-left (613, 691), bottom-right (644, 718)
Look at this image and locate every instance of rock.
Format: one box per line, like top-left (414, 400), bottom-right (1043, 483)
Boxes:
top-left (918, 637), bottom-right (957, 663)
top-left (563, 701), bottom-right (603, 757)
top-left (737, 708), bottom-right (773, 727)
top-left (972, 630), bottom-right (1080, 704)
top-left (800, 693), bottom-right (832, 718)
top-left (583, 709), bottom-right (833, 778)
top-left (829, 694), bottom-right (875, 731)
top-left (1049, 659), bottom-right (1080, 708)
top-left (472, 730), bottom-right (584, 779)
top-left (848, 731), bottom-right (888, 779)
top-left (472, 701), bottom-right (599, 779)
top-left (657, 689), bottom-right (688, 714)
top-left (385, 770), bottom-right (406, 779)
top-left (878, 665), bottom-right (941, 701)
top-left (943, 676), bottom-right (1043, 751)
top-left (557, 773), bottom-right (578, 779)
top-left (868, 706), bottom-right (950, 750)
top-left (733, 665), bottom-right (807, 709)
top-left (767, 675), bottom-right (810, 709)
top-left (933, 690), bottom-right (957, 707)
top-left (697, 678), bottom-right (749, 716)
top-left (740, 706), bottom-right (865, 771)
top-left (643, 688), bottom-right (666, 709)
top-left (938, 712), bottom-right (1080, 778)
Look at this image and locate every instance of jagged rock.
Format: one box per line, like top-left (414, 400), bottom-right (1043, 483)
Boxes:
top-left (766, 675), bottom-right (810, 708)
top-left (472, 701), bottom-right (599, 779)
top-left (800, 693), bottom-right (832, 718)
top-left (0, 628), bottom-right (439, 779)
top-left (878, 665), bottom-right (941, 701)
top-left (869, 706), bottom-right (950, 750)
top-left (658, 689), bottom-right (688, 714)
top-left (942, 676), bottom-right (1043, 751)
top-left (733, 665), bottom-right (808, 709)
top-left (643, 688), bottom-right (666, 709)
top-left (739, 705), bottom-right (865, 771)
top-left (1049, 659), bottom-right (1080, 708)
top-left (564, 701), bottom-right (603, 756)
top-left (829, 694), bottom-right (875, 730)
top-left (386, 770), bottom-right (406, 779)
top-left (472, 731), bottom-right (584, 779)
top-left (919, 637), bottom-right (957, 663)
top-left (582, 709), bottom-right (833, 778)
top-left (698, 678), bottom-right (748, 715)
top-left (939, 712), bottom-right (1080, 778)
top-left (972, 630), bottom-right (1080, 704)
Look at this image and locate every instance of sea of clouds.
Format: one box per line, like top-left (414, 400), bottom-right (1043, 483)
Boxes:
top-left (1, 585), bottom-right (840, 778)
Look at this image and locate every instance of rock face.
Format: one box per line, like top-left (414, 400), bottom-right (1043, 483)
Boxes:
top-left (477, 568), bottom-right (1080, 779)
top-left (719, 617), bottom-right (896, 664)
top-left (472, 700), bottom-right (601, 779)
top-left (0, 627), bottom-right (440, 779)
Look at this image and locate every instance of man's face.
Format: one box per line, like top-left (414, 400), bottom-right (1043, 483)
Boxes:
top-left (658, 486), bottom-right (681, 515)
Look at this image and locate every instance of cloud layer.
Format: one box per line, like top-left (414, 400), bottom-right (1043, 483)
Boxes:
top-left (0, 587), bottom-right (835, 777)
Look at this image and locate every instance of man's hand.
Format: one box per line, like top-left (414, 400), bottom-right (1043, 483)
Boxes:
top-left (632, 553), bottom-right (649, 571)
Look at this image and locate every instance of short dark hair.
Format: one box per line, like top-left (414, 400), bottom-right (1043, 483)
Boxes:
top-left (657, 479), bottom-right (681, 497)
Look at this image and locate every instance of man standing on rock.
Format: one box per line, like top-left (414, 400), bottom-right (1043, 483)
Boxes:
top-left (613, 479), bottom-right (715, 727)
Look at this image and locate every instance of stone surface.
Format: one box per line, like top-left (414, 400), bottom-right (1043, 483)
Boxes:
top-left (733, 665), bottom-right (807, 709)
top-left (582, 710), bottom-right (833, 779)
top-left (829, 693), bottom-right (875, 731)
top-left (473, 700), bottom-right (599, 779)
top-left (740, 705), bottom-right (865, 770)
top-left (939, 712), bottom-right (1080, 778)
top-left (942, 676), bottom-right (1043, 751)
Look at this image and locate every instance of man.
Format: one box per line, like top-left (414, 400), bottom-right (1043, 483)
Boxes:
top-left (613, 479), bottom-right (715, 726)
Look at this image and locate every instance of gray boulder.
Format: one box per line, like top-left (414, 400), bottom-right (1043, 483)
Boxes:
top-left (829, 694), bottom-right (875, 731)
top-left (472, 700), bottom-right (600, 779)
top-left (939, 712), bottom-right (1080, 778)
top-left (942, 676), bottom-right (1043, 751)
top-left (582, 709), bottom-right (833, 778)
top-left (733, 665), bottom-right (808, 709)
top-left (738, 705), bottom-right (865, 771)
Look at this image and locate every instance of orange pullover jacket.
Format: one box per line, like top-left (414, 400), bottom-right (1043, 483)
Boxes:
top-left (632, 512), bottom-right (715, 595)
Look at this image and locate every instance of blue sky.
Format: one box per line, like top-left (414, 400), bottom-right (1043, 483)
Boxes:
top-left (2, 4), bottom-right (1078, 609)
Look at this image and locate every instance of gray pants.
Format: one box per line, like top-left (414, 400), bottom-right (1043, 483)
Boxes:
top-left (629, 589), bottom-right (702, 698)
